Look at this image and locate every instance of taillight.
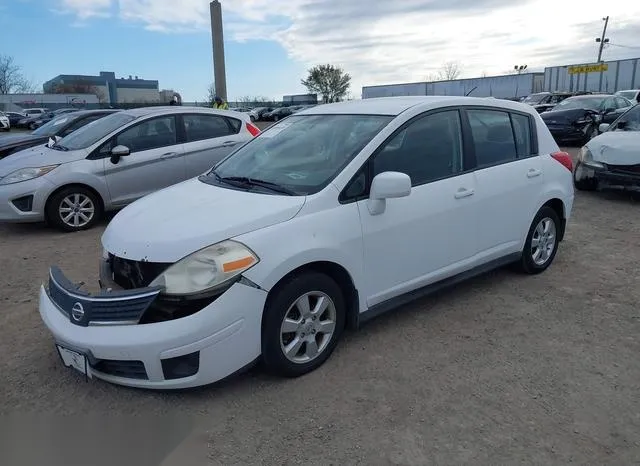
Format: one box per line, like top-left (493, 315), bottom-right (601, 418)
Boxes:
top-left (245, 122), bottom-right (260, 137)
top-left (551, 151), bottom-right (573, 172)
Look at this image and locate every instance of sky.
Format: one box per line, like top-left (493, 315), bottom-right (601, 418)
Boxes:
top-left (1, 0), bottom-right (640, 102)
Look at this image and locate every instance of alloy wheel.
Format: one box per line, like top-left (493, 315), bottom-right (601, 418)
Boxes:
top-left (531, 217), bottom-right (556, 266)
top-left (280, 291), bottom-right (337, 364)
top-left (59, 193), bottom-right (95, 228)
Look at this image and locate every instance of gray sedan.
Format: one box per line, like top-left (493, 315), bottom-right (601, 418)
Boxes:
top-left (0, 106), bottom-right (259, 231)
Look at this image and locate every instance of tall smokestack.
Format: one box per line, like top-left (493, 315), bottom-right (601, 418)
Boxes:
top-left (210, 0), bottom-right (227, 101)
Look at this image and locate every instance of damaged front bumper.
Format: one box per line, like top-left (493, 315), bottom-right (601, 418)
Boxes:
top-left (575, 161), bottom-right (640, 192)
top-left (39, 265), bottom-right (268, 389)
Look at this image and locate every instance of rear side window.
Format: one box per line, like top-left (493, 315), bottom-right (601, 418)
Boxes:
top-left (467, 109), bottom-right (517, 167)
top-left (510, 113), bottom-right (533, 157)
top-left (183, 114), bottom-right (232, 142)
top-left (225, 117), bottom-right (241, 134)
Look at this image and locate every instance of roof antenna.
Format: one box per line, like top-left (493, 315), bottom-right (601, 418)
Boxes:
top-left (465, 86), bottom-right (477, 96)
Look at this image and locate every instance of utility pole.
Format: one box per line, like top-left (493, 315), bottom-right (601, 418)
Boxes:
top-left (596, 16), bottom-right (610, 63)
top-left (210, 0), bottom-right (227, 101)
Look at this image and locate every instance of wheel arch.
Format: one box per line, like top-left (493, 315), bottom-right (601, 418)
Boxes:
top-left (261, 261), bottom-right (361, 332)
top-left (541, 197), bottom-right (566, 241)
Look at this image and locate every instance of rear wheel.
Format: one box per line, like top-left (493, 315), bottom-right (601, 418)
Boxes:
top-left (262, 272), bottom-right (345, 378)
top-left (46, 186), bottom-right (103, 232)
top-left (515, 206), bottom-right (561, 274)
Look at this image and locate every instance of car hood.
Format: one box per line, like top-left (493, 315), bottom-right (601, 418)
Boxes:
top-left (0, 145), bottom-right (87, 177)
top-left (540, 108), bottom-right (590, 122)
top-left (101, 178), bottom-right (307, 263)
top-left (586, 131), bottom-right (640, 165)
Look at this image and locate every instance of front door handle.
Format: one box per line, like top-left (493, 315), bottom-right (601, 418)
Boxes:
top-left (527, 168), bottom-right (542, 178)
top-left (160, 151), bottom-right (179, 160)
top-left (454, 188), bottom-right (475, 199)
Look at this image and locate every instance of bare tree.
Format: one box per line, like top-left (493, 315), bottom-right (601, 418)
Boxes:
top-left (207, 83), bottom-right (216, 105)
top-left (0, 55), bottom-right (34, 94)
top-left (438, 61), bottom-right (462, 81)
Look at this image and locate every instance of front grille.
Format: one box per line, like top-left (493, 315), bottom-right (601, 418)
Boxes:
top-left (90, 359), bottom-right (148, 380)
top-left (608, 164), bottom-right (640, 175)
top-left (109, 254), bottom-right (171, 289)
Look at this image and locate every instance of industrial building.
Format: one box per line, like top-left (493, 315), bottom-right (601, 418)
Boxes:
top-left (0, 93), bottom-right (99, 112)
top-left (43, 71), bottom-right (161, 105)
top-left (363, 57), bottom-right (640, 100)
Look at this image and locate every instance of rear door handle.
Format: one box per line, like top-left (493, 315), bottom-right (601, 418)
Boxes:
top-left (160, 151), bottom-right (179, 160)
top-left (527, 168), bottom-right (542, 178)
top-left (454, 188), bottom-right (475, 199)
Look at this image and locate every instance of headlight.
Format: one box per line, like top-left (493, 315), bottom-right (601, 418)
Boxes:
top-left (578, 147), bottom-right (603, 168)
top-left (149, 240), bottom-right (259, 296)
top-left (0, 165), bottom-right (59, 185)
top-left (575, 118), bottom-right (590, 125)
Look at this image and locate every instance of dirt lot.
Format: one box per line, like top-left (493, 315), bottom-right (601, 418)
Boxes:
top-left (1, 146), bottom-right (640, 465)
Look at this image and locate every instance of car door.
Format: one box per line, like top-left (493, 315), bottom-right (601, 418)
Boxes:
top-left (101, 115), bottom-right (186, 206)
top-left (181, 113), bottom-right (245, 175)
top-left (355, 109), bottom-right (478, 307)
top-left (465, 107), bottom-right (542, 259)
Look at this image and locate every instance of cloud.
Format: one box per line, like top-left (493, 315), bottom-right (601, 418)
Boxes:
top-left (59, 0), bottom-right (112, 19)
top-left (58, 0), bottom-right (640, 94)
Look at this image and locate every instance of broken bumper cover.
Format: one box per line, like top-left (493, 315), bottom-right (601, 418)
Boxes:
top-left (39, 267), bottom-right (268, 389)
top-left (576, 162), bottom-right (640, 192)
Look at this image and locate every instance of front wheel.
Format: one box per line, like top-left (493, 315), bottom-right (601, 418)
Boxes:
top-left (262, 272), bottom-right (345, 378)
top-left (515, 206), bottom-right (561, 274)
top-left (46, 186), bottom-right (103, 232)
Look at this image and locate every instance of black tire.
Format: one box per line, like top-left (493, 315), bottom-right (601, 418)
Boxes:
top-left (573, 162), bottom-right (597, 191)
top-left (46, 186), bottom-right (103, 232)
top-left (29, 122), bottom-right (37, 130)
top-left (262, 272), bottom-right (346, 378)
top-left (250, 115), bottom-right (256, 122)
top-left (515, 206), bottom-right (561, 274)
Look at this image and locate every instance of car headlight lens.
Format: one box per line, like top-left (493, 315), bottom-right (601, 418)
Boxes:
top-left (578, 146), bottom-right (603, 168)
top-left (0, 165), bottom-right (59, 185)
top-left (149, 240), bottom-right (259, 296)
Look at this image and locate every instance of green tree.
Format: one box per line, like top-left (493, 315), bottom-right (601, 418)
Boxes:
top-left (301, 64), bottom-right (351, 103)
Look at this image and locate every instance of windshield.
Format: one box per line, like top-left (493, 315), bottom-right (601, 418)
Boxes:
top-left (554, 97), bottom-right (606, 111)
top-left (32, 114), bottom-right (75, 136)
top-left (205, 114), bottom-right (393, 195)
top-left (612, 105), bottom-right (640, 131)
top-left (523, 94), bottom-right (548, 104)
top-left (57, 112), bottom-right (135, 151)
top-left (616, 91), bottom-right (637, 101)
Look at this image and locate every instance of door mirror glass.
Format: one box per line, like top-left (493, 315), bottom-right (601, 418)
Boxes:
top-left (111, 145), bottom-right (130, 156)
top-left (368, 171), bottom-right (411, 215)
top-left (598, 123), bottom-right (610, 133)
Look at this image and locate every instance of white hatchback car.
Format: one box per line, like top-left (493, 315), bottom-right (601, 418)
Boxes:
top-left (39, 96), bottom-right (574, 389)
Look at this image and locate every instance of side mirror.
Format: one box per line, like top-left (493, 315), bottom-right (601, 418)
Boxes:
top-left (598, 123), bottom-right (610, 133)
top-left (367, 171), bottom-right (411, 215)
top-left (111, 145), bottom-right (130, 156)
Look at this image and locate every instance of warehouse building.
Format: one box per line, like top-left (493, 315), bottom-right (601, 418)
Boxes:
top-left (363, 57), bottom-right (640, 100)
top-left (43, 71), bottom-right (161, 105)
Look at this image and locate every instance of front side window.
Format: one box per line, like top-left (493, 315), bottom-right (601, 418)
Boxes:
top-left (614, 97), bottom-right (630, 109)
top-left (183, 114), bottom-right (232, 142)
top-left (373, 110), bottom-right (463, 186)
top-left (116, 116), bottom-right (177, 153)
top-left (467, 109), bottom-right (517, 166)
top-left (206, 114), bottom-right (392, 195)
top-left (58, 112), bottom-right (136, 151)
top-left (613, 105), bottom-right (640, 131)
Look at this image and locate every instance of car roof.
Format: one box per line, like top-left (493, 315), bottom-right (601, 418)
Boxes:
top-left (119, 106), bottom-right (241, 118)
top-left (296, 96), bottom-right (538, 116)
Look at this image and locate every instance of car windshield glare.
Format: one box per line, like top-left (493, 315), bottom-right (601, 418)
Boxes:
top-left (206, 114), bottom-right (393, 195)
top-left (57, 112), bottom-right (135, 151)
top-left (555, 97), bottom-right (604, 111)
top-left (32, 114), bottom-right (74, 136)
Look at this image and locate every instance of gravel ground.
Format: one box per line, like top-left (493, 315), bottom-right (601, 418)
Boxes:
top-left (1, 146), bottom-right (640, 465)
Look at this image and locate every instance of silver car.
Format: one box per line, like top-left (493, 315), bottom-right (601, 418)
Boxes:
top-left (0, 106), bottom-right (259, 232)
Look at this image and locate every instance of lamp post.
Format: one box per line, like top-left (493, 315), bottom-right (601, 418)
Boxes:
top-left (514, 65), bottom-right (528, 75)
top-left (596, 16), bottom-right (610, 63)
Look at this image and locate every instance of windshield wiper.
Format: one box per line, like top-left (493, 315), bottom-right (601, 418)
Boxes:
top-left (215, 174), bottom-right (296, 195)
top-left (51, 143), bottom-right (69, 151)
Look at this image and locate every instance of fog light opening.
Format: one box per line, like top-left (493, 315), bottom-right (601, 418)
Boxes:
top-left (161, 351), bottom-right (200, 380)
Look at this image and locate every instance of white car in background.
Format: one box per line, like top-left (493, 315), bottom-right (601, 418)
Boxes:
top-left (0, 106), bottom-right (260, 231)
top-left (39, 96), bottom-right (574, 389)
top-left (615, 89), bottom-right (640, 104)
top-left (574, 103), bottom-right (640, 192)
top-left (0, 112), bottom-right (9, 131)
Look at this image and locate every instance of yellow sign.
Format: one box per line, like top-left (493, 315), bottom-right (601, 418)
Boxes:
top-left (567, 63), bottom-right (609, 74)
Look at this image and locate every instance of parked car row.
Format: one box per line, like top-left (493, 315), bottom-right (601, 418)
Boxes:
top-left (0, 106), bottom-right (260, 231)
top-left (248, 104), bottom-right (318, 122)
